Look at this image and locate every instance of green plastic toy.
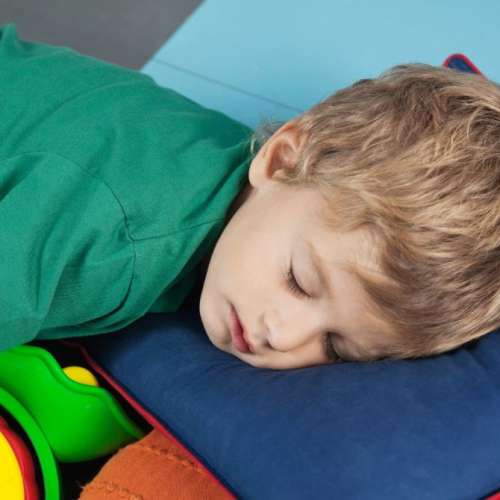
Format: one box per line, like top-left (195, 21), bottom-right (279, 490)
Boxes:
top-left (0, 344), bottom-right (147, 499)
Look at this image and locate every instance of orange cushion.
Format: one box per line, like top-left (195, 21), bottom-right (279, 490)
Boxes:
top-left (79, 429), bottom-right (232, 500)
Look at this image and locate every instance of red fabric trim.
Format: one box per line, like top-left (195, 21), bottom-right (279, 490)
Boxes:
top-left (442, 53), bottom-right (484, 76)
top-left (59, 340), bottom-right (236, 500)
top-left (486, 492), bottom-right (500, 500)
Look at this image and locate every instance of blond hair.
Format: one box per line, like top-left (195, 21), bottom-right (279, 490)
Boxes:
top-left (250, 63), bottom-right (500, 360)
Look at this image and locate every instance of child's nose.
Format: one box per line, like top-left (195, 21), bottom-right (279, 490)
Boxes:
top-left (266, 311), bottom-right (323, 352)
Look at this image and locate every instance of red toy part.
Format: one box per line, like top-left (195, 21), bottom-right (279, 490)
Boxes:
top-left (0, 415), bottom-right (40, 500)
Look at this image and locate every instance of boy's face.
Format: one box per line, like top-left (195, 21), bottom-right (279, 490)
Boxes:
top-left (199, 121), bottom-right (397, 369)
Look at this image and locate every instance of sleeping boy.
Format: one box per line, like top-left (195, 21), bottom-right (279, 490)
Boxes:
top-left (2, 23), bottom-right (500, 370)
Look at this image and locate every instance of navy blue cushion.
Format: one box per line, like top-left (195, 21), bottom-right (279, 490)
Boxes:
top-left (75, 285), bottom-right (500, 500)
top-left (67, 55), bottom-right (500, 499)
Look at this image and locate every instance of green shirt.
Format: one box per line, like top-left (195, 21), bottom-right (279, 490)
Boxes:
top-left (0, 23), bottom-right (253, 351)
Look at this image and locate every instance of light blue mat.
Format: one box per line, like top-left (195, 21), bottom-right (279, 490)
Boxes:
top-left (141, 0), bottom-right (499, 129)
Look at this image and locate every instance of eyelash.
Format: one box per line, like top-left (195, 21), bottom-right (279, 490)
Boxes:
top-left (285, 266), bottom-right (344, 363)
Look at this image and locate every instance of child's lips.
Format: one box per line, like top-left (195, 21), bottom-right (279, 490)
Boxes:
top-left (229, 304), bottom-right (253, 354)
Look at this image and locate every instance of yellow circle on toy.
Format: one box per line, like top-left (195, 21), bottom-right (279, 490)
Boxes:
top-left (63, 366), bottom-right (99, 387)
top-left (0, 432), bottom-right (24, 500)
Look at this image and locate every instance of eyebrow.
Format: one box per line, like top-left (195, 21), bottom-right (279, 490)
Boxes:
top-left (304, 239), bottom-right (387, 362)
top-left (305, 239), bottom-right (334, 299)
top-left (304, 239), bottom-right (353, 345)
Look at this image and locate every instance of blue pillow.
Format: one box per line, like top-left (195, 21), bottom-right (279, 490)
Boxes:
top-left (71, 55), bottom-right (500, 500)
top-left (73, 285), bottom-right (500, 500)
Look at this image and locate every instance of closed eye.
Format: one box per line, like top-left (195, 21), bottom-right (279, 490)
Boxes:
top-left (285, 264), bottom-right (344, 362)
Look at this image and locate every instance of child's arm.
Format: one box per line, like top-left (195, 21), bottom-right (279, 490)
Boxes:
top-left (0, 152), bottom-right (134, 352)
top-left (0, 22), bottom-right (253, 352)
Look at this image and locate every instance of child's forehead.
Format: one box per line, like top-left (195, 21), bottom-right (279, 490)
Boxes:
top-left (313, 223), bottom-right (383, 274)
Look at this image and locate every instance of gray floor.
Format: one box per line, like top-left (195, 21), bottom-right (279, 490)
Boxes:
top-left (0, 0), bottom-right (202, 69)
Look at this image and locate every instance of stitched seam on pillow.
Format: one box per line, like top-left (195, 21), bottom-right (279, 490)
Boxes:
top-left (134, 443), bottom-right (206, 474)
top-left (82, 480), bottom-right (143, 500)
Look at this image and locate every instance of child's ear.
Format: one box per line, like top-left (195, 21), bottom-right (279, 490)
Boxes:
top-left (269, 119), bottom-right (307, 170)
top-left (250, 119), bottom-right (307, 186)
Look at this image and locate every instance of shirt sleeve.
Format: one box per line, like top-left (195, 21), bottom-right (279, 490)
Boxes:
top-left (0, 152), bottom-right (135, 352)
